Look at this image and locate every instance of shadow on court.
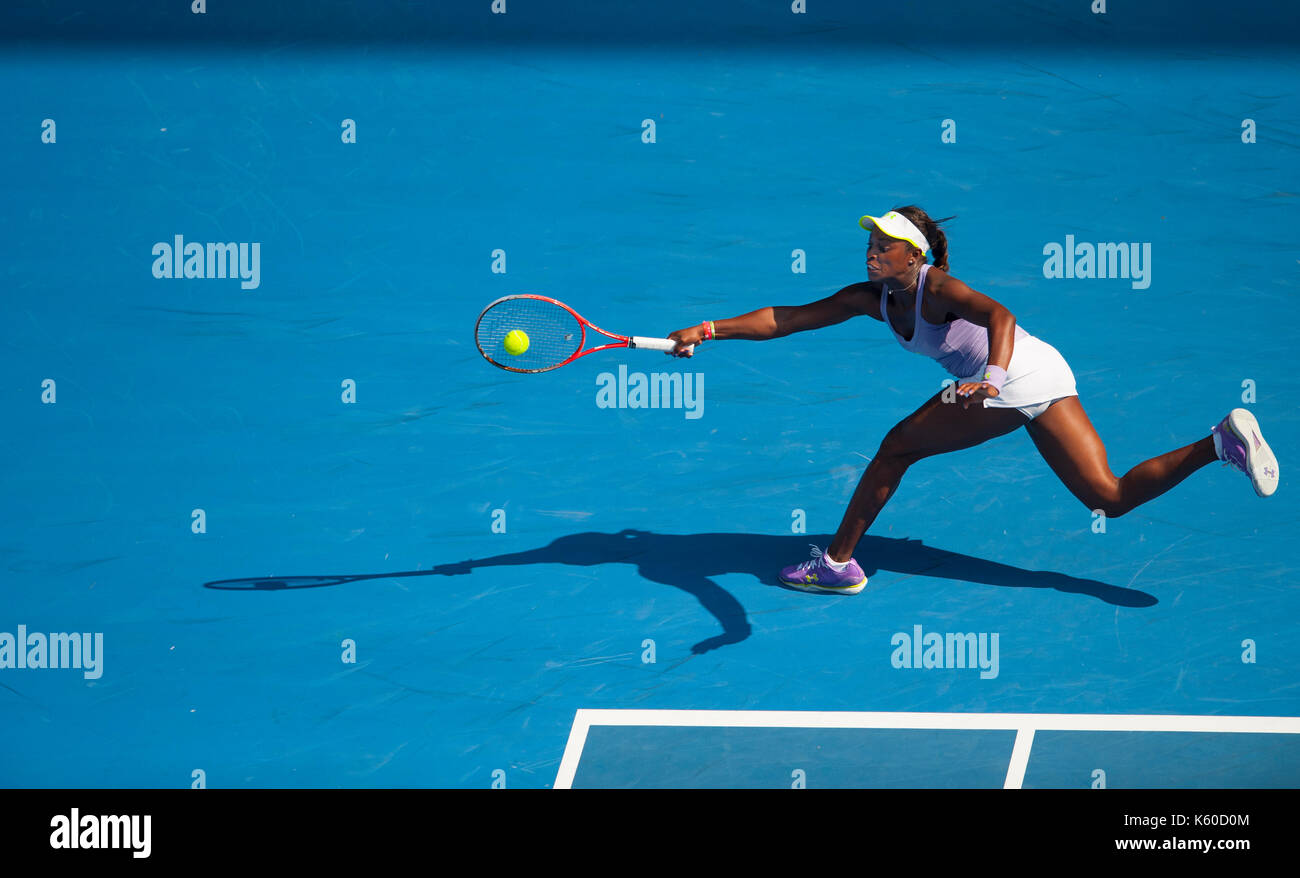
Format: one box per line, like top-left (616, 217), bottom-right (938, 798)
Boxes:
top-left (203, 529), bottom-right (1152, 654)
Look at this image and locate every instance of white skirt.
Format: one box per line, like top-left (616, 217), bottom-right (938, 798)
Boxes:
top-left (960, 335), bottom-right (1078, 420)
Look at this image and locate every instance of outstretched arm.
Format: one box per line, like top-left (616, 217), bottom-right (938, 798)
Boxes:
top-left (667, 281), bottom-right (882, 357)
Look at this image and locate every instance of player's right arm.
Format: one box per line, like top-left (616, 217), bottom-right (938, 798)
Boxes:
top-left (668, 281), bottom-right (882, 355)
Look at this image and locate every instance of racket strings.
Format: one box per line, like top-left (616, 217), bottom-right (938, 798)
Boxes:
top-left (476, 297), bottom-right (586, 371)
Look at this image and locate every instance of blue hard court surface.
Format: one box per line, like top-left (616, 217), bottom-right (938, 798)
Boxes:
top-left (1, 1), bottom-right (1298, 788)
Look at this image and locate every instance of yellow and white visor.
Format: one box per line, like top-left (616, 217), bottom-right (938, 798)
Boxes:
top-left (859, 211), bottom-right (930, 254)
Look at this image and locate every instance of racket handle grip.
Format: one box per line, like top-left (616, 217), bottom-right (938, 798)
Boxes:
top-left (631, 336), bottom-right (693, 354)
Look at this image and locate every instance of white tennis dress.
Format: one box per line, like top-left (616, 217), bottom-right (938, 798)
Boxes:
top-left (881, 264), bottom-right (1078, 419)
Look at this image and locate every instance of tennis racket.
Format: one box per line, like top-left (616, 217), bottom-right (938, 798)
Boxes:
top-left (474, 294), bottom-right (692, 373)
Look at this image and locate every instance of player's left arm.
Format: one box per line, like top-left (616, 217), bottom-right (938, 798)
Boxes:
top-left (926, 268), bottom-right (1018, 405)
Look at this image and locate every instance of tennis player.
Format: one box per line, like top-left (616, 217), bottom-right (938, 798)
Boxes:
top-left (667, 206), bottom-right (1280, 594)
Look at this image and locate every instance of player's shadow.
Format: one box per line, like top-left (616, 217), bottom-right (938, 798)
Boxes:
top-left (204, 529), bottom-right (1152, 655)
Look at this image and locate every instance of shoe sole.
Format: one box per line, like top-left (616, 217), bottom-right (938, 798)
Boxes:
top-left (1227, 408), bottom-right (1279, 498)
top-left (778, 576), bottom-right (868, 595)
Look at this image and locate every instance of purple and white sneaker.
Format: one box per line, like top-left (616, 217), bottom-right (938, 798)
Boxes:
top-left (1212, 408), bottom-right (1279, 498)
top-left (779, 545), bottom-right (868, 595)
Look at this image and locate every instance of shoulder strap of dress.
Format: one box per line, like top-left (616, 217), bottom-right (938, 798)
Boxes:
top-left (914, 264), bottom-right (929, 319)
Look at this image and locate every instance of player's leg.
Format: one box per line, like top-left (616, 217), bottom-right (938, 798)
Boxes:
top-left (1023, 396), bottom-right (1217, 517)
top-left (824, 390), bottom-right (1030, 562)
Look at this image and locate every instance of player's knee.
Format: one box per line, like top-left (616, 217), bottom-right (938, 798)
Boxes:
top-left (1082, 485), bottom-right (1128, 519)
top-left (876, 429), bottom-right (917, 467)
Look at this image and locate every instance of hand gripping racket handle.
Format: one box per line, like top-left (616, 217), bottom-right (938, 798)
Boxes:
top-left (630, 336), bottom-right (694, 354)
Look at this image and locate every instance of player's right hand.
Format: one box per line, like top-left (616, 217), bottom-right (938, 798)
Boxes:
top-left (667, 325), bottom-right (705, 356)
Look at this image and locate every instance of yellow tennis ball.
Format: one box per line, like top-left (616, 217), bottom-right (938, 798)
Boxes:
top-left (503, 329), bottom-right (530, 356)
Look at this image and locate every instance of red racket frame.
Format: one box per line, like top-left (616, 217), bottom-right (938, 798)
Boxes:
top-left (474, 294), bottom-right (685, 373)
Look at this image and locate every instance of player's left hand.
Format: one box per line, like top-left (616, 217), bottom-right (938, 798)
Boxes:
top-left (956, 381), bottom-right (999, 410)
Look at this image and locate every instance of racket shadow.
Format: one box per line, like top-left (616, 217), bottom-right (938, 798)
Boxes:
top-left (203, 529), bottom-right (1151, 654)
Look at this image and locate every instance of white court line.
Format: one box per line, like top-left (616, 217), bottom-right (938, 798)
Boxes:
top-left (553, 709), bottom-right (1300, 789)
top-left (553, 713), bottom-right (593, 790)
top-left (1003, 727), bottom-right (1035, 789)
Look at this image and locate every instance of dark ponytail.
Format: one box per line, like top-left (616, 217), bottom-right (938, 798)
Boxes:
top-left (893, 205), bottom-right (955, 273)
